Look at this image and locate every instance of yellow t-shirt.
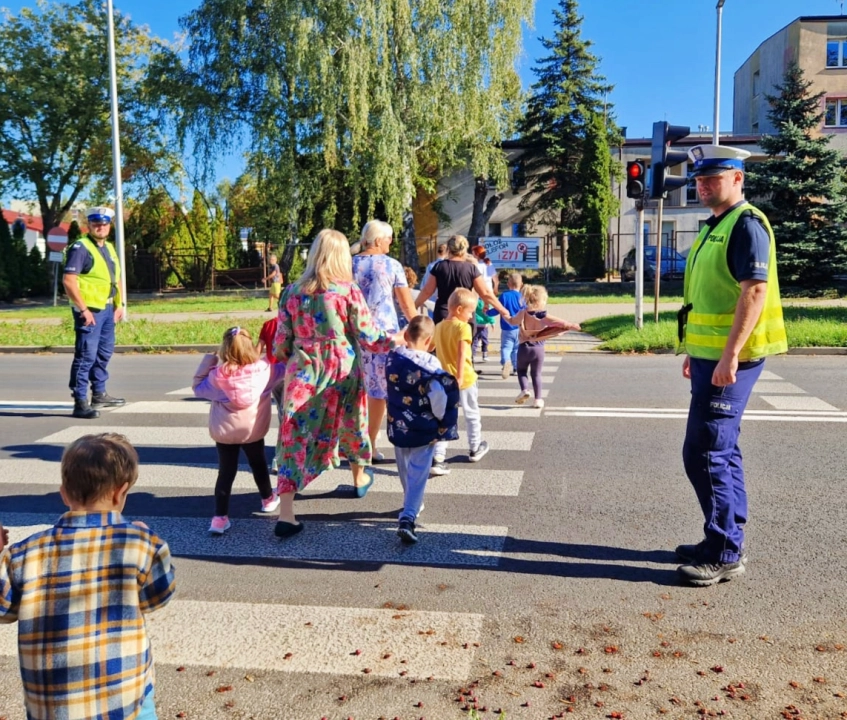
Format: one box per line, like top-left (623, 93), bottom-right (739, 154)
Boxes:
top-left (434, 318), bottom-right (477, 390)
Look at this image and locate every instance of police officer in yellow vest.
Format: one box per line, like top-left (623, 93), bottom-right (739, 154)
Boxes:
top-left (675, 145), bottom-right (788, 586)
top-left (62, 207), bottom-right (126, 419)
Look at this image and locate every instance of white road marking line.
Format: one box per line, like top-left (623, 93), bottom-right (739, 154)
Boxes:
top-left (477, 389), bottom-right (549, 398)
top-left (477, 375), bottom-right (556, 383)
top-left (543, 406), bottom-right (847, 416)
top-left (36, 427), bottom-right (536, 451)
top-left (0, 401), bottom-right (75, 410)
top-left (0, 599), bottom-right (484, 680)
top-left (758, 370), bottom-right (783, 381)
top-left (0, 513), bottom-right (509, 568)
top-left (752, 381), bottom-right (805, 394)
top-left (166, 386), bottom-right (194, 395)
top-left (759, 396), bottom-right (840, 412)
top-left (0, 460), bottom-right (523, 497)
top-left (545, 410), bottom-right (847, 422)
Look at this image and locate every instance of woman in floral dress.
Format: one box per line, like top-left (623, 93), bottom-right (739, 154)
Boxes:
top-left (272, 229), bottom-right (400, 537)
top-left (352, 220), bottom-right (417, 461)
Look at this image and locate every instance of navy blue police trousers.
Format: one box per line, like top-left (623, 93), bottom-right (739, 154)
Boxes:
top-left (69, 306), bottom-right (115, 401)
top-left (682, 356), bottom-right (764, 564)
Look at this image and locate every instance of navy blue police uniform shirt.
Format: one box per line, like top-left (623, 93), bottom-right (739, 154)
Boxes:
top-left (702, 201), bottom-right (770, 283)
top-left (64, 239), bottom-right (117, 300)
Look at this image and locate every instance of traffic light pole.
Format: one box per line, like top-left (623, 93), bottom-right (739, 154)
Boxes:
top-left (653, 196), bottom-right (664, 323)
top-left (634, 203), bottom-right (644, 330)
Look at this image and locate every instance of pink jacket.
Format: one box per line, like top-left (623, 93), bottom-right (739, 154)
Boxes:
top-left (192, 354), bottom-right (285, 445)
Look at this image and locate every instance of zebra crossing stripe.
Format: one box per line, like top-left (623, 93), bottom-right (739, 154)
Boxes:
top-left (0, 598), bottom-right (484, 680)
top-left (0, 513), bottom-right (507, 568)
top-left (36, 427), bottom-right (536, 451)
top-left (0, 460), bottom-right (524, 497)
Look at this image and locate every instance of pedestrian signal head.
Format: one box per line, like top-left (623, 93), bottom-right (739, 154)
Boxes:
top-left (649, 122), bottom-right (691, 199)
top-left (626, 160), bottom-right (646, 199)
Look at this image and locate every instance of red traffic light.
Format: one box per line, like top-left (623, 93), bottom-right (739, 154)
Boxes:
top-left (628, 162), bottom-right (644, 179)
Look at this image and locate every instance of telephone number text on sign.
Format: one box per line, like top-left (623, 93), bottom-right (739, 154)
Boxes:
top-left (482, 237), bottom-right (541, 269)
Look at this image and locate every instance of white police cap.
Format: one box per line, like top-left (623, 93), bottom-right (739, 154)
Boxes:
top-left (86, 206), bottom-right (115, 223)
top-left (688, 145), bottom-right (751, 177)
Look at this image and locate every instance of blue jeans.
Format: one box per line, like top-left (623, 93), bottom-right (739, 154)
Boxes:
top-left (136, 688), bottom-right (157, 720)
top-left (500, 327), bottom-right (519, 368)
top-left (396, 444), bottom-right (437, 523)
top-left (682, 357), bottom-right (764, 564)
top-left (68, 306), bottom-right (115, 401)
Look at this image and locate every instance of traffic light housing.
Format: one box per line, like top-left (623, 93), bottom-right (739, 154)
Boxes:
top-left (649, 121), bottom-right (690, 199)
top-left (626, 160), bottom-right (646, 199)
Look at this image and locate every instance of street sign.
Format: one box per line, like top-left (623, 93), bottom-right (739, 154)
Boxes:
top-left (48, 251), bottom-right (64, 263)
top-left (480, 237), bottom-right (541, 269)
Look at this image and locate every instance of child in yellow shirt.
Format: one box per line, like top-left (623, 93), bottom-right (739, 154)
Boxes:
top-left (433, 288), bottom-right (489, 469)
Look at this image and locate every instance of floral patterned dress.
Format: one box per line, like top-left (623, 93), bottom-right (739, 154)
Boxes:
top-left (273, 281), bottom-right (395, 493)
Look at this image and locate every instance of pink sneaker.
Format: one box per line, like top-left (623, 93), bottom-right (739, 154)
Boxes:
top-left (209, 516), bottom-right (231, 535)
top-left (260, 493), bottom-right (280, 513)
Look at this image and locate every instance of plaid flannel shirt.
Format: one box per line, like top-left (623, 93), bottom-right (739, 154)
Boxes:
top-left (0, 511), bottom-right (176, 720)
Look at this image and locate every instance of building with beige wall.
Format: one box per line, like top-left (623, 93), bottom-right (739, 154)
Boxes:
top-left (734, 15), bottom-right (847, 151)
top-left (413, 143), bottom-right (560, 267)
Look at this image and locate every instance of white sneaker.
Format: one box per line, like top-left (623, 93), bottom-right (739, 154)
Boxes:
top-left (501, 361), bottom-right (512, 379)
top-left (533, 398), bottom-right (545, 409)
top-left (374, 450), bottom-right (385, 462)
top-left (515, 390), bottom-right (532, 405)
top-left (260, 494), bottom-right (281, 513)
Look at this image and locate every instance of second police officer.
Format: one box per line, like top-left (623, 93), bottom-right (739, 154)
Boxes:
top-left (675, 144), bottom-right (788, 587)
top-left (62, 206), bottom-right (126, 419)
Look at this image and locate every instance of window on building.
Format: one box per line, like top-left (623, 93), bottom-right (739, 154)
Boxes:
top-left (686, 174), bottom-right (699, 205)
top-left (824, 98), bottom-right (847, 126)
top-left (827, 37), bottom-right (847, 67)
top-left (752, 121), bottom-right (759, 133)
top-left (510, 161), bottom-right (526, 193)
top-left (752, 70), bottom-right (761, 97)
top-left (512, 222), bottom-right (527, 237)
top-left (488, 222), bottom-right (502, 237)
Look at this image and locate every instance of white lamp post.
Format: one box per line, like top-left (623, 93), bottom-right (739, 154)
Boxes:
top-left (713, 0), bottom-right (726, 145)
top-left (106, 0), bottom-right (128, 318)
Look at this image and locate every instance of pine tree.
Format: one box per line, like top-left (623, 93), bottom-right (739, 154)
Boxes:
top-left (518, 0), bottom-right (618, 273)
top-left (569, 110), bottom-right (618, 279)
top-left (744, 62), bottom-right (847, 286)
top-left (0, 217), bottom-right (13, 300)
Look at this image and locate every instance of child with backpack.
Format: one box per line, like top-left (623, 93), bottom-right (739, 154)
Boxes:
top-left (193, 326), bottom-right (286, 534)
top-left (386, 316), bottom-right (460, 543)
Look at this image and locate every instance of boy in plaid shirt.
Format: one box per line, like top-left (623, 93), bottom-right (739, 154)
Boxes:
top-left (0, 433), bottom-right (176, 720)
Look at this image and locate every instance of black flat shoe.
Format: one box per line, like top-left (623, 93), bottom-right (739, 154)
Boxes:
top-left (274, 521), bottom-right (304, 538)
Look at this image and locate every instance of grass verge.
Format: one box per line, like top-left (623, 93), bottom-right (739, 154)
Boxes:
top-left (582, 306), bottom-right (847, 353)
top-left (0, 317), bottom-right (268, 349)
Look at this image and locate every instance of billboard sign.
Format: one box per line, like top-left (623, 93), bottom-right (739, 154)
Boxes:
top-left (480, 237), bottom-right (541, 269)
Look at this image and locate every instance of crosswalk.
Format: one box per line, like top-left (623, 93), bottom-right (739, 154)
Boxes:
top-left (0, 355), bottom-right (559, 687)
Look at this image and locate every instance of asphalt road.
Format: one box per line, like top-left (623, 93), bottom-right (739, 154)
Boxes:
top-left (1, 352), bottom-right (846, 719)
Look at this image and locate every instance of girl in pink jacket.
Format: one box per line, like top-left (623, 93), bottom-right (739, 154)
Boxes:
top-left (193, 326), bottom-right (286, 535)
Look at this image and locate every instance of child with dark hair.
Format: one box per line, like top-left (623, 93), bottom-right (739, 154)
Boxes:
top-left (0, 433), bottom-right (175, 720)
top-left (193, 326), bottom-right (286, 534)
top-left (386, 316), bottom-right (459, 543)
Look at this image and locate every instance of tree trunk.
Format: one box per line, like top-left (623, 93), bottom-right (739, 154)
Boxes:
top-left (468, 177), bottom-right (503, 245)
top-left (400, 209), bottom-right (419, 270)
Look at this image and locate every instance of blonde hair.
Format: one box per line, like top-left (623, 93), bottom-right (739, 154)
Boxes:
top-left (448, 287), bottom-right (478, 312)
top-left (405, 315), bottom-right (435, 344)
top-left (296, 229), bottom-right (353, 294)
top-left (218, 326), bottom-right (259, 370)
top-left (507, 272), bottom-right (523, 289)
top-left (447, 234), bottom-right (469, 257)
top-left (523, 284), bottom-right (548, 311)
top-left (359, 220), bottom-right (393, 251)
top-left (403, 265), bottom-right (418, 288)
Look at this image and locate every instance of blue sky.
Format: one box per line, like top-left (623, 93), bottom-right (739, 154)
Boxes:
top-left (3, 0), bottom-right (843, 184)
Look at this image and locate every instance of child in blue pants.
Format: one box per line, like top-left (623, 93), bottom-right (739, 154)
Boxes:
top-left (498, 272), bottom-right (525, 378)
top-left (386, 316), bottom-right (460, 543)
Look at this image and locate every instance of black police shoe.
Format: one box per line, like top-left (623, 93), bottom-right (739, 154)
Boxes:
top-left (91, 392), bottom-right (126, 408)
top-left (72, 400), bottom-right (100, 419)
top-left (676, 540), bottom-right (748, 565)
top-left (678, 560), bottom-right (745, 587)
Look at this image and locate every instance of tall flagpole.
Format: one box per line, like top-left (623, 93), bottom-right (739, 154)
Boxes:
top-left (106, 0), bottom-right (128, 319)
